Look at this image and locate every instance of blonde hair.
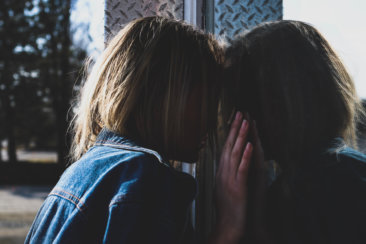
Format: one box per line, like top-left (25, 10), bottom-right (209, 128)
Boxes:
top-left (70, 16), bottom-right (224, 162)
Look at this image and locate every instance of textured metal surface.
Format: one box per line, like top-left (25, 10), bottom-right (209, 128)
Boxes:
top-left (214, 0), bottom-right (283, 40)
top-left (105, 0), bottom-right (184, 41)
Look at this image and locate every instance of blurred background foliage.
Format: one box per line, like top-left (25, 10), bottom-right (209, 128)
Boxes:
top-left (0, 0), bottom-right (88, 165)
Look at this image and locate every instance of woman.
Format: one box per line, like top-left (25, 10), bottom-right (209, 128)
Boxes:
top-left (25, 16), bottom-right (256, 243)
top-left (226, 20), bottom-right (366, 243)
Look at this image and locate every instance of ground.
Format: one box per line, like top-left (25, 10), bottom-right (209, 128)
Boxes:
top-left (0, 185), bottom-right (52, 244)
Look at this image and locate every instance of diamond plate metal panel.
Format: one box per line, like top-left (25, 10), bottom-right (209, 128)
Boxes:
top-left (105, 0), bottom-right (184, 41)
top-left (214, 0), bottom-right (283, 40)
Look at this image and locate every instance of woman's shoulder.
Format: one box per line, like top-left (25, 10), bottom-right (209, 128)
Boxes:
top-left (336, 147), bottom-right (366, 167)
top-left (296, 146), bottom-right (366, 182)
top-left (58, 143), bottom-right (195, 202)
top-left (321, 147), bottom-right (366, 184)
top-left (25, 147), bottom-right (183, 243)
top-left (58, 145), bottom-right (171, 195)
top-left (293, 147), bottom-right (366, 211)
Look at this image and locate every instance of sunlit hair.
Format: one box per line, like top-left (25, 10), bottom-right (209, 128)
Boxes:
top-left (226, 20), bottom-right (365, 176)
top-left (70, 16), bottom-right (224, 162)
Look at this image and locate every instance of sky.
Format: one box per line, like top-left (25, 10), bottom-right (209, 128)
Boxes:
top-left (71, 0), bottom-right (366, 98)
top-left (70, 0), bottom-right (104, 60)
top-left (284, 0), bottom-right (366, 98)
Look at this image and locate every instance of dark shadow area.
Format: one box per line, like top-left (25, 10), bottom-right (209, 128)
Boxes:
top-left (0, 162), bottom-right (65, 185)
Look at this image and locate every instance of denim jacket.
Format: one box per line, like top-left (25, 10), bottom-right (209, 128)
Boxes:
top-left (25, 128), bottom-right (197, 243)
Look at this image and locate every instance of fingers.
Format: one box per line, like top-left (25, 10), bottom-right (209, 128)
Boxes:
top-left (214, 112), bottom-right (255, 240)
top-left (218, 111), bottom-right (243, 174)
top-left (224, 111), bottom-right (243, 153)
top-left (218, 111), bottom-right (255, 181)
top-left (230, 119), bottom-right (249, 173)
top-left (237, 142), bottom-right (253, 181)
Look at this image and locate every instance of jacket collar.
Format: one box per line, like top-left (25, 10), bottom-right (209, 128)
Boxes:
top-left (95, 128), bottom-right (170, 167)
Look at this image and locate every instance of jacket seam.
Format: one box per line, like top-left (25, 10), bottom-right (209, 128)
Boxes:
top-left (53, 187), bottom-right (84, 203)
top-left (48, 193), bottom-right (84, 212)
top-left (49, 188), bottom-right (85, 212)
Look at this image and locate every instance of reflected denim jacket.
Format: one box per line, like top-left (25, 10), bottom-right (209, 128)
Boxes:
top-left (25, 128), bottom-right (197, 243)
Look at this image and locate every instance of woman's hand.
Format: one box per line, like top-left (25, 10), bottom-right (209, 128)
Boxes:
top-left (210, 111), bottom-right (253, 243)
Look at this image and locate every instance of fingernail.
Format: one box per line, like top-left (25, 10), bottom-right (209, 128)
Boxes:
top-left (242, 119), bottom-right (248, 129)
top-left (235, 111), bottom-right (240, 120)
top-left (246, 142), bottom-right (253, 152)
top-left (236, 111), bottom-right (242, 120)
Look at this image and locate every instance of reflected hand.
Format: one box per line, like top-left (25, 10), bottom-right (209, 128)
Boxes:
top-left (212, 111), bottom-right (253, 243)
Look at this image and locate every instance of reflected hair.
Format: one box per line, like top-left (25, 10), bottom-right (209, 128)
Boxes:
top-left (226, 20), bottom-right (365, 175)
top-left (70, 16), bottom-right (224, 162)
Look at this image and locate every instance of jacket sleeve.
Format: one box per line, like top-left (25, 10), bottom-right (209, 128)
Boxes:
top-left (25, 196), bottom-right (86, 244)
